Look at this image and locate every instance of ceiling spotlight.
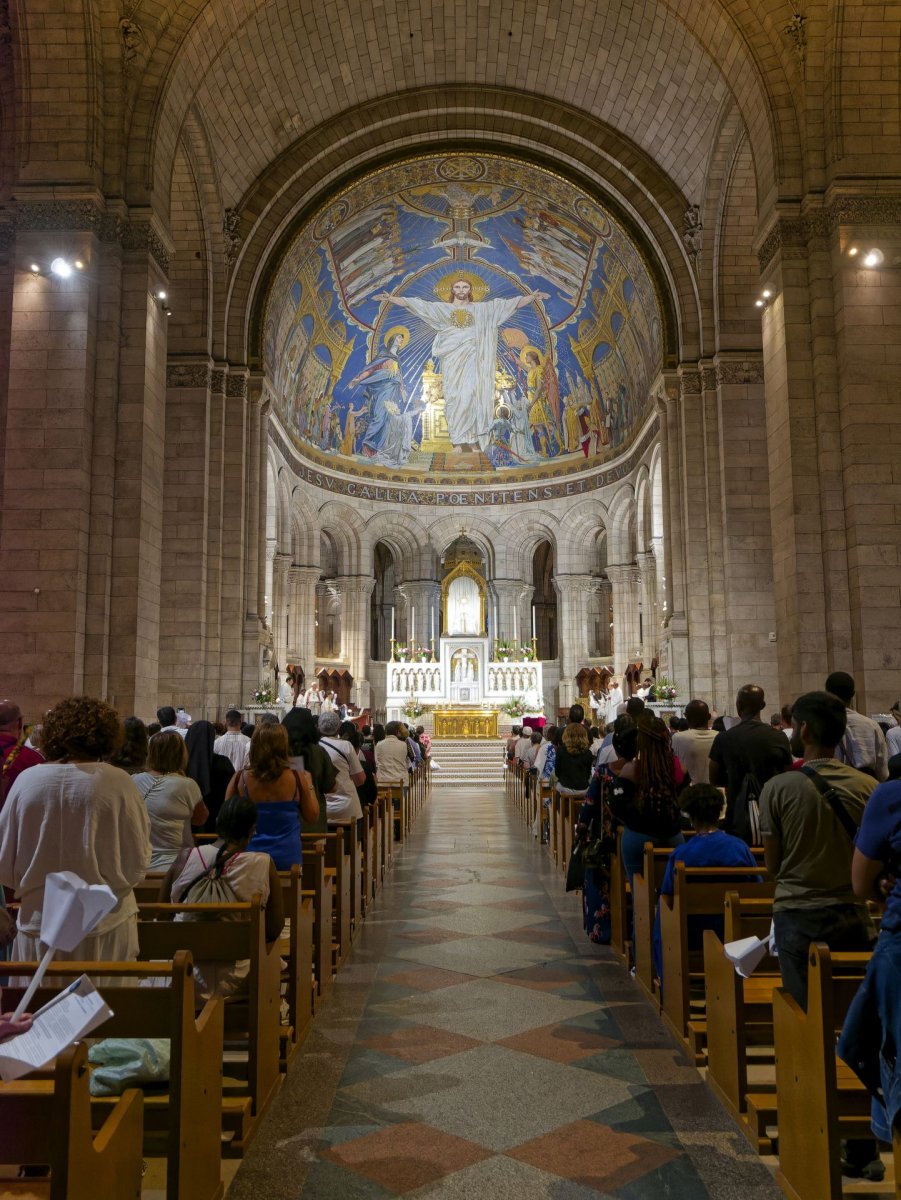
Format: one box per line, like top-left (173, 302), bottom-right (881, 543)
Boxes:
top-left (848, 246), bottom-right (859, 257)
top-left (863, 249), bottom-right (884, 268)
top-left (165, 309), bottom-right (172, 317)
top-left (50, 257), bottom-right (73, 278)
top-left (157, 290), bottom-right (167, 301)
top-left (29, 263), bottom-right (40, 274)
top-left (755, 299), bottom-right (765, 308)
top-left (762, 288), bottom-right (772, 299)
top-left (74, 260), bottom-right (84, 270)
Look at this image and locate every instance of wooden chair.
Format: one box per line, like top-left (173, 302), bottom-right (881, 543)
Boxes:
top-left (137, 897), bottom-right (282, 1152)
top-left (773, 945), bottom-right (875, 1200)
top-left (3, 953), bottom-right (224, 1199)
top-left (658, 863), bottom-right (773, 1053)
top-left (0, 1043), bottom-right (144, 1200)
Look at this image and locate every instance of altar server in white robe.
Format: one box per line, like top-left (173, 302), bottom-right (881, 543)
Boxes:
top-left (605, 680), bottom-right (624, 725)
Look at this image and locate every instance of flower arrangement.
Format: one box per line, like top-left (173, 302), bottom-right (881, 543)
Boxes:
top-left (519, 644), bottom-right (536, 662)
top-left (392, 640), bottom-right (410, 661)
top-left (654, 675), bottom-right (678, 701)
top-left (501, 695), bottom-right (529, 717)
top-left (402, 694), bottom-right (430, 720)
top-left (494, 638), bottom-right (513, 660)
top-left (416, 648), bottom-right (432, 662)
top-left (252, 684), bottom-right (274, 706)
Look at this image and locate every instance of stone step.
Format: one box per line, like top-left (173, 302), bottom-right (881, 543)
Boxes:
top-left (428, 738), bottom-right (506, 786)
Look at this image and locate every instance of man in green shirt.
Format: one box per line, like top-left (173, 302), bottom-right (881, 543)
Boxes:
top-left (760, 690), bottom-right (876, 1008)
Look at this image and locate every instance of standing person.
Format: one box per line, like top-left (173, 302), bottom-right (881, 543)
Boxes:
top-left (0, 700), bottom-right (44, 807)
top-left (224, 723), bottom-right (319, 869)
top-left (605, 679), bottom-right (623, 725)
top-left (106, 716), bottom-right (149, 776)
top-left (133, 730), bottom-right (208, 870)
top-left (760, 689), bottom-right (880, 1180)
top-left (0, 697), bottom-right (151, 964)
top-left (607, 717), bottom-right (685, 890)
top-left (341, 721), bottom-right (377, 809)
top-left (281, 708), bottom-right (336, 833)
top-left (214, 710), bottom-right (252, 774)
top-left (185, 719), bottom-right (236, 832)
top-left (708, 685), bottom-right (793, 833)
top-left (826, 671), bottom-right (889, 781)
top-left (375, 721), bottom-right (410, 784)
top-left (671, 699), bottom-right (718, 785)
top-left (760, 690), bottom-right (877, 1006)
top-left (317, 712), bottom-right (366, 826)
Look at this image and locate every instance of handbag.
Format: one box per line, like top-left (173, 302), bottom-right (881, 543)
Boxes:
top-left (565, 842), bottom-right (586, 892)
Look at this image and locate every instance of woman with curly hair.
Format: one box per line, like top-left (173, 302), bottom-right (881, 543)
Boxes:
top-left (0, 696), bottom-right (151, 964)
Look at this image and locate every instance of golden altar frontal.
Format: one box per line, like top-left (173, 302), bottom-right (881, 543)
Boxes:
top-left (433, 709), bottom-right (499, 739)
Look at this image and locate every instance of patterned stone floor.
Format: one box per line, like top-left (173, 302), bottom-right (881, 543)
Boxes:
top-left (227, 788), bottom-right (782, 1199)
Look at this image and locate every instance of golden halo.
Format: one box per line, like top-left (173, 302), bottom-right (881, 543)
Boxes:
top-left (433, 270), bottom-right (490, 302)
top-left (520, 345), bottom-right (544, 367)
top-left (383, 325), bottom-right (410, 349)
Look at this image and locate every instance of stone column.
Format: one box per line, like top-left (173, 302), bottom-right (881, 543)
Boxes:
top-left (491, 578), bottom-right (529, 645)
top-left (590, 579), bottom-right (613, 657)
top-left (606, 564), bottom-right (642, 676)
top-left (334, 575), bottom-right (375, 706)
top-left (287, 565), bottom-right (320, 680)
top-left (636, 549), bottom-right (659, 663)
top-left (271, 553), bottom-right (291, 671)
top-left (400, 581), bottom-right (442, 650)
top-left (656, 389), bottom-right (690, 694)
top-left (516, 584), bottom-right (535, 654)
top-left (553, 573), bottom-right (593, 706)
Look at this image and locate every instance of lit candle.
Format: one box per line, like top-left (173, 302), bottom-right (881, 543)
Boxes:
top-left (513, 607), bottom-right (518, 645)
top-left (411, 606), bottom-right (416, 645)
top-left (532, 603), bottom-right (536, 640)
top-left (390, 606), bottom-right (395, 645)
top-left (431, 608), bottom-right (435, 643)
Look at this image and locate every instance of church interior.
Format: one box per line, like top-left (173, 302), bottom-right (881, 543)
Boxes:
top-left (1, 0), bottom-right (900, 1196)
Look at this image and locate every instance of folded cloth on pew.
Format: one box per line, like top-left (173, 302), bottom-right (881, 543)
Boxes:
top-left (838, 931), bottom-right (901, 1143)
top-left (89, 1037), bottom-right (170, 1095)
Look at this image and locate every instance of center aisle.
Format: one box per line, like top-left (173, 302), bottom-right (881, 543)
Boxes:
top-left (228, 787), bottom-right (782, 1199)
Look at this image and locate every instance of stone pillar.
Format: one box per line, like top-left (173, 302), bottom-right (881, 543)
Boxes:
top-left (657, 389), bottom-right (690, 693)
top-left (400, 581), bottom-right (442, 650)
top-left (554, 573), bottom-right (593, 706)
top-left (636, 550), bottom-right (659, 663)
top-left (516, 584), bottom-right (535, 653)
top-left (589, 579), bottom-right (612, 657)
top-left (287, 565), bottom-right (320, 680)
top-left (491, 578), bottom-right (529, 645)
top-left (606, 564), bottom-right (642, 676)
top-left (334, 575), bottom-right (375, 706)
top-left (271, 553), bottom-right (291, 671)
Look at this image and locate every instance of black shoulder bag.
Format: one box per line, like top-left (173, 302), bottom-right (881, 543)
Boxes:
top-left (799, 765), bottom-right (860, 842)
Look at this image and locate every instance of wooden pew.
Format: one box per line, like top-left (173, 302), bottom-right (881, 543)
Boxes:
top-left (378, 782), bottom-right (406, 845)
top-left (702, 898), bottom-right (781, 1151)
top-left (658, 863), bottom-right (773, 1054)
top-left (378, 791), bottom-right (392, 874)
top-left (303, 830), bottom-right (352, 966)
top-left (2, 953), bottom-right (224, 1199)
top-left (278, 864), bottom-right (315, 1066)
top-left (302, 839), bottom-right (335, 996)
top-left (137, 897), bottom-right (281, 1152)
top-left (539, 778), bottom-right (553, 849)
top-left (609, 828), bottom-right (631, 962)
top-left (0, 1043), bottom-right (144, 1200)
top-left (773, 945), bottom-right (876, 1200)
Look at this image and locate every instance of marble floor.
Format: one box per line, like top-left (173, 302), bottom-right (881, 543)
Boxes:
top-left (226, 788), bottom-right (782, 1199)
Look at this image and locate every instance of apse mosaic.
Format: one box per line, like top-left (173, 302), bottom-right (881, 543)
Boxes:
top-left (264, 154), bottom-right (662, 480)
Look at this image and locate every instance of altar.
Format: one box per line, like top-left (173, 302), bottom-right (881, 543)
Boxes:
top-left (385, 560), bottom-right (544, 724)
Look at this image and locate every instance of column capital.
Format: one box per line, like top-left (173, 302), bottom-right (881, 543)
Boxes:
top-left (288, 564), bottom-right (321, 586)
top-left (333, 573), bottom-right (376, 598)
top-left (605, 562), bottom-right (640, 585)
top-left (553, 572), bottom-right (594, 598)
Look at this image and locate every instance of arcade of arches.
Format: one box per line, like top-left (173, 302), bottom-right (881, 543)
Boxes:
top-left (2, 5), bottom-right (901, 718)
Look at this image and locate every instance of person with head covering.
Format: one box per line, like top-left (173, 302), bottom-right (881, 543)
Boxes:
top-left (281, 708), bottom-right (335, 833)
top-left (0, 700), bottom-right (44, 808)
top-left (185, 720), bottom-right (235, 832)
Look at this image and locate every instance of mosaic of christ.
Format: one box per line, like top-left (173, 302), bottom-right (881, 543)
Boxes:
top-left (264, 154), bottom-right (662, 478)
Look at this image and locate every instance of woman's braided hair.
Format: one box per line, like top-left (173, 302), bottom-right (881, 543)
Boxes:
top-left (634, 715), bottom-right (678, 819)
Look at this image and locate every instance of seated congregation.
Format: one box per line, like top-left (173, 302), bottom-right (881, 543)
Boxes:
top-left (506, 672), bottom-right (901, 1198)
top-left (0, 695), bottom-right (431, 1197)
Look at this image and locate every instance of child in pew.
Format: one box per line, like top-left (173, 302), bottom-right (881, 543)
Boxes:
top-left (159, 795), bottom-right (284, 999)
top-left (652, 784), bottom-right (760, 987)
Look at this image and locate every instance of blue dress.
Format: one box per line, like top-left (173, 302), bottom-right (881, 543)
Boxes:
top-left (244, 773), bottom-right (303, 869)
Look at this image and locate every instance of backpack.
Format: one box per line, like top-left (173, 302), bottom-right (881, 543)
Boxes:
top-left (732, 772), bottom-right (762, 846)
top-left (176, 848), bottom-right (240, 919)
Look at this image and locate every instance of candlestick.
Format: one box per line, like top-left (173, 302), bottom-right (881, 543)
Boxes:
top-left (531, 603), bottom-right (536, 641)
top-left (430, 608), bottom-right (434, 643)
top-left (390, 606), bottom-right (395, 647)
top-left (411, 606), bottom-right (416, 645)
top-left (513, 607), bottom-right (518, 645)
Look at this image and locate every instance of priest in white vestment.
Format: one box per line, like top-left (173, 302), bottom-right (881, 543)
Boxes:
top-left (375, 278), bottom-right (549, 452)
top-left (605, 681), bottom-right (623, 724)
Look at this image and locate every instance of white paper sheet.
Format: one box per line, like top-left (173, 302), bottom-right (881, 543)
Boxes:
top-left (723, 935), bottom-right (767, 978)
top-left (39, 872), bottom-right (118, 952)
top-left (0, 976), bottom-right (113, 1081)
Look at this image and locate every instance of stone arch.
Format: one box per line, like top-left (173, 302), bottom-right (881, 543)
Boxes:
top-left (429, 515), bottom-right (497, 580)
top-left (634, 466), bottom-right (652, 554)
top-left (273, 466), bottom-right (292, 554)
top-left (289, 485), bottom-right (319, 565)
top-left (607, 485), bottom-right (638, 565)
top-left (496, 513), bottom-right (560, 581)
top-left (557, 498), bottom-right (610, 573)
top-left (361, 511), bottom-right (433, 581)
top-left (316, 500), bottom-right (362, 574)
top-left (713, 128), bottom-right (760, 350)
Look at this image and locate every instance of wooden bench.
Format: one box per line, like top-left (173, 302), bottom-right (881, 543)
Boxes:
top-left (703, 897), bottom-right (781, 1151)
top-left (377, 783), bottom-right (406, 846)
top-left (658, 863), bottom-right (773, 1055)
top-left (609, 828), bottom-right (631, 962)
top-left (3, 952), bottom-right (224, 1199)
top-left (773, 945), bottom-right (877, 1200)
top-left (278, 863), bottom-right (315, 1066)
top-left (137, 897), bottom-right (281, 1153)
top-left (302, 839), bottom-right (335, 996)
top-left (303, 831), bottom-right (352, 966)
top-left (0, 1043), bottom-right (144, 1200)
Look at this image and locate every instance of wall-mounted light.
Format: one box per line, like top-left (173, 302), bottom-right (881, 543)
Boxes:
top-left (862, 249), bottom-right (884, 268)
top-left (29, 262), bottom-right (40, 275)
top-left (755, 299), bottom-right (765, 308)
top-left (50, 257), bottom-right (73, 278)
top-left (848, 246), bottom-right (859, 257)
top-left (762, 288), bottom-right (772, 299)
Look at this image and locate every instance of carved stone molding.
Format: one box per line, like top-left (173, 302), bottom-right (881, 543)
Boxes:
top-left (166, 363), bottom-right (213, 389)
top-left (678, 370), bottom-right (703, 396)
top-left (715, 360), bottom-right (765, 386)
top-left (13, 200), bottom-right (170, 273)
top-left (758, 197), bottom-right (901, 269)
top-left (121, 219), bottom-right (170, 273)
top-left (210, 370), bottom-right (227, 394)
top-left (226, 373), bottom-right (248, 399)
top-left (701, 367), bottom-right (717, 392)
top-left (223, 208), bottom-right (242, 271)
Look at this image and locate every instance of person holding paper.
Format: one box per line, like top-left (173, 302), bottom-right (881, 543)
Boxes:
top-left (0, 697), bottom-right (151, 966)
top-left (651, 783), bottom-right (759, 986)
